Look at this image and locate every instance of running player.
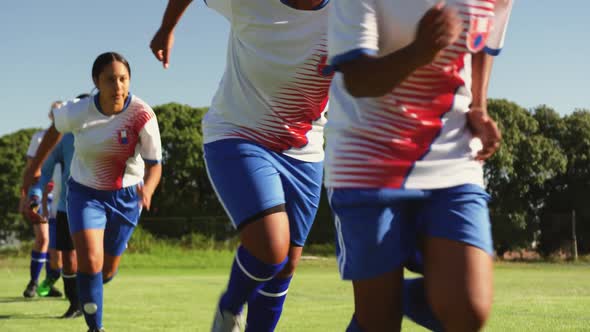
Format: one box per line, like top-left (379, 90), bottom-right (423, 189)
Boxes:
top-left (325, 0), bottom-right (513, 330)
top-left (38, 93), bottom-right (91, 318)
top-left (151, 1), bottom-right (332, 331)
top-left (21, 102), bottom-right (63, 299)
top-left (23, 53), bottom-right (162, 332)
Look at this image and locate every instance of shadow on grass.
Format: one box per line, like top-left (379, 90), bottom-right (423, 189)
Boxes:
top-left (0, 313), bottom-right (58, 320)
top-left (0, 296), bottom-right (63, 303)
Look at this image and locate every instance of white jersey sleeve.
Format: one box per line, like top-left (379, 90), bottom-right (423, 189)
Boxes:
top-left (26, 130), bottom-right (46, 158)
top-left (205, 0), bottom-right (232, 20)
top-left (485, 0), bottom-right (513, 55)
top-left (139, 117), bottom-right (162, 164)
top-left (328, 0), bottom-right (379, 68)
top-left (52, 98), bottom-right (88, 133)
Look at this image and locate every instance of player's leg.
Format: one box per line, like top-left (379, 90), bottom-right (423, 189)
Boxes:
top-left (68, 180), bottom-right (108, 331)
top-left (23, 190), bottom-right (48, 298)
top-left (328, 188), bottom-right (414, 332)
top-left (24, 221), bottom-right (49, 297)
top-left (38, 217), bottom-right (63, 297)
top-left (246, 156), bottom-right (323, 332)
top-left (56, 211), bottom-right (82, 318)
top-left (421, 184), bottom-right (494, 331)
top-left (101, 183), bottom-right (142, 284)
top-left (204, 139), bottom-right (291, 331)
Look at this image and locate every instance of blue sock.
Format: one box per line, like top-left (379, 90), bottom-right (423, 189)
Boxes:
top-left (78, 272), bottom-right (103, 330)
top-left (246, 275), bottom-right (292, 332)
top-left (219, 246), bottom-right (287, 315)
top-left (346, 315), bottom-right (363, 332)
top-left (30, 251), bottom-right (47, 282)
top-left (403, 277), bottom-right (443, 331)
top-left (45, 254), bottom-right (62, 281)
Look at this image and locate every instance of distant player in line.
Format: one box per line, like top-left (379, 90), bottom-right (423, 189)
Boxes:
top-left (23, 53), bottom-right (162, 332)
top-left (325, 0), bottom-right (513, 331)
top-left (38, 93), bottom-right (91, 319)
top-left (20, 102), bottom-right (64, 299)
top-left (151, 0), bottom-right (332, 331)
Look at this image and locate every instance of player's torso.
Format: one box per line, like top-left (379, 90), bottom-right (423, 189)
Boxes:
top-left (325, 0), bottom-right (497, 189)
top-left (205, 0), bottom-right (332, 162)
top-left (71, 96), bottom-right (151, 190)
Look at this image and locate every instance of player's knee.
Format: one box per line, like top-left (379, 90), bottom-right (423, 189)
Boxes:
top-left (431, 294), bottom-right (491, 331)
top-left (275, 257), bottom-right (298, 278)
top-left (102, 269), bottom-right (118, 284)
top-left (78, 251), bottom-right (102, 274)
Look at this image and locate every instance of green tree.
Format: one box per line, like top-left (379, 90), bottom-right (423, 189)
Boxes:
top-left (0, 128), bottom-right (42, 242)
top-left (143, 103), bottom-right (227, 237)
top-left (486, 100), bottom-right (566, 255)
top-left (539, 109), bottom-right (590, 255)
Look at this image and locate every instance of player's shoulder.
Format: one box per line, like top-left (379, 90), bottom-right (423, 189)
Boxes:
top-left (128, 95), bottom-right (156, 117)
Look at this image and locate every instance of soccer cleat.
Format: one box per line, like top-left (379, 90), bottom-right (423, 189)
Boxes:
top-left (23, 280), bottom-right (38, 298)
top-left (87, 329), bottom-right (105, 332)
top-left (37, 278), bottom-right (60, 297)
top-left (47, 285), bottom-right (63, 297)
top-left (61, 304), bottom-right (83, 319)
top-left (211, 307), bottom-right (244, 332)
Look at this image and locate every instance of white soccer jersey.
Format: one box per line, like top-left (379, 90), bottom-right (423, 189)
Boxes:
top-left (325, 0), bottom-right (512, 189)
top-left (203, 0), bottom-right (333, 162)
top-left (26, 130), bottom-right (46, 158)
top-left (53, 95), bottom-right (162, 191)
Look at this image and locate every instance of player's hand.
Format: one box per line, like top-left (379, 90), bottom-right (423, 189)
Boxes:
top-left (412, 1), bottom-right (463, 65)
top-left (137, 184), bottom-right (154, 211)
top-left (21, 166), bottom-right (38, 209)
top-left (150, 27), bottom-right (175, 69)
top-left (467, 107), bottom-right (501, 161)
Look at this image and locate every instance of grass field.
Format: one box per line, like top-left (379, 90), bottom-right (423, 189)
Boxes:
top-left (1, 250), bottom-right (589, 331)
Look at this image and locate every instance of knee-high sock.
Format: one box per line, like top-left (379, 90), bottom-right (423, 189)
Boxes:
top-left (219, 245), bottom-right (287, 315)
top-left (45, 253), bottom-right (62, 282)
top-left (246, 275), bottom-right (292, 332)
top-left (346, 316), bottom-right (363, 332)
top-left (403, 277), bottom-right (443, 331)
top-left (77, 272), bottom-right (103, 329)
top-left (30, 251), bottom-right (47, 282)
top-left (62, 272), bottom-right (79, 307)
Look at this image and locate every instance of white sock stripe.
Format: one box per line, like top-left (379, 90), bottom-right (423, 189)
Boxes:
top-left (235, 253), bottom-right (274, 282)
top-left (257, 288), bottom-right (289, 298)
top-left (62, 273), bottom-right (76, 278)
top-left (31, 258), bottom-right (47, 263)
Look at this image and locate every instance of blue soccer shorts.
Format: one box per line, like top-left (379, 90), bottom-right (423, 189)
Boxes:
top-left (204, 139), bottom-right (323, 246)
top-left (328, 184), bottom-right (492, 280)
top-left (67, 179), bottom-right (141, 256)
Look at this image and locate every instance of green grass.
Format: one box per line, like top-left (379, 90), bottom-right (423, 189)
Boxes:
top-left (1, 253), bottom-right (589, 331)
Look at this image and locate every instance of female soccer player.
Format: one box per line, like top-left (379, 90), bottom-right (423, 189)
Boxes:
top-left (23, 53), bottom-right (162, 332)
top-left (151, 1), bottom-right (331, 331)
top-left (325, 0), bottom-right (513, 331)
top-left (20, 102), bottom-right (63, 299)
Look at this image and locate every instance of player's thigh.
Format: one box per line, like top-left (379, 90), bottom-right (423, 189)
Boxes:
top-left (423, 237), bottom-right (493, 328)
top-left (276, 154), bottom-right (323, 247)
top-left (419, 184), bottom-right (494, 323)
top-left (204, 139), bottom-right (288, 228)
top-left (67, 180), bottom-right (108, 274)
top-left (328, 188), bottom-right (415, 281)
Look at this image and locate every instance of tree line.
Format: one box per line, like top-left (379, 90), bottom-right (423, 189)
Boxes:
top-left (1, 100), bottom-right (588, 256)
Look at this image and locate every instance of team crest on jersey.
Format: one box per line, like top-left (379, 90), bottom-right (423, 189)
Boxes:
top-left (118, 130), bottom-right (128, 144)
top-left (466, 16), bottom-right (492, 53)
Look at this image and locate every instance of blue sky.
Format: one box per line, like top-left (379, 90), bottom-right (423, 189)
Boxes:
top-left (1, 0), bottom-right (588, 136)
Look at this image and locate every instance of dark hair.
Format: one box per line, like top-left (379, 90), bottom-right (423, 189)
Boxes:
top-left (76, 93), bottom-right (91, 99)
top-left (91, 52), bottom-right (131, 81)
